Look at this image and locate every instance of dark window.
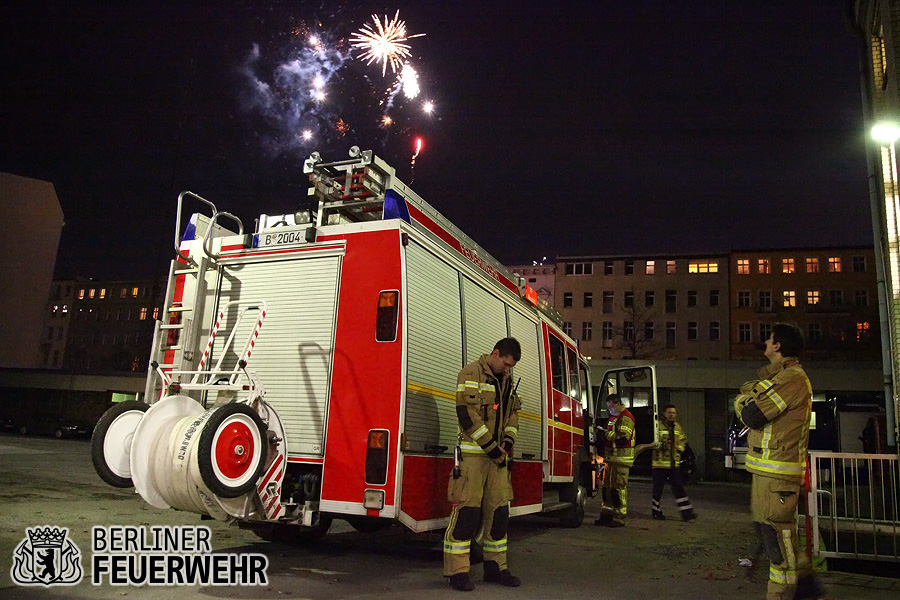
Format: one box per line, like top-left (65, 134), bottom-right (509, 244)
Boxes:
top-left (687, 290), bottom-right (697, 307)
top-left (602, 291), bottom-right (614, 313)
top-left (624, 260), bottom-right (634, 275)
top-left (604, 261), bottom-right (614, 275)
top-left (549, 335), bottom-right (566, 393)
top-left (644, 321), bottom-right (654, 340)
top-left (584, 292), bottom-right (593, 308)
top-left (582, 321), bottom-right (593, 341)
top-left (645, 291), bottom-right (655, 307)
top-left (624, 291), bottom-right (634, 308)
top-left (687, 322), bottom-right (698, 341)
top-left (563, 292), bottom-right (573, 308)
top-left (709, 289), bottom-right (719, 307)
top-left (665, 322), bottom-right (676, 348)
top-left (665, 290), bottom-right (676, 313)
top-left (709, 321), bottom-right (720, 341)
top-left (852, 256), bottom-right (866, 272)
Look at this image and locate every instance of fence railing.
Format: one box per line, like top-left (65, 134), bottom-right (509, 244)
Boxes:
top-left (808, 452), bottom-right (900, 562)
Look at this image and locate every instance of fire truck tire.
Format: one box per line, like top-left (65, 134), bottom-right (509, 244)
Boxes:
top-left (344, 515), bottom-right (391, 533)
top-left (243, 516), bottom-right (333, 543)
top-left (557, 478), bottom-right (587, 528)
top-left (91, 400), bottom-right (149, 488)
top-left (197, 403), bottom-right (268, 498)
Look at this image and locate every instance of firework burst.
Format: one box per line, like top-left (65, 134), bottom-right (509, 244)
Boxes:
top-left (351, 10), bottom-right (424, 76)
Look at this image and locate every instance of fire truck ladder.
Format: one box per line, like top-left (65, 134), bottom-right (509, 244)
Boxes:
top-left (145, 191), bottom-right (246, 403)
top-left (303, 147), bottom-right (565, 326)
top-left (151, 301), bottom-right (268, 403)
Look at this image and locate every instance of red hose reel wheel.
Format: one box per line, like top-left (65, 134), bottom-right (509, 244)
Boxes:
top-left (197, 403), bottom-right (268, 498)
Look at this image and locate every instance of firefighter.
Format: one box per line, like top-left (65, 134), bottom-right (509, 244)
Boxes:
top-left (595, 394), bottom-right (635, 527)
top-left (734, 323), bottom-right (823, 600)
top-left (650, 404), bottom-right (697, 521)
top-left (443, 337), bottom-right (522, 592)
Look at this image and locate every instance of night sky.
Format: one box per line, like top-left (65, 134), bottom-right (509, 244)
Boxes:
top-left (0, 1), bottom-right (873, 280)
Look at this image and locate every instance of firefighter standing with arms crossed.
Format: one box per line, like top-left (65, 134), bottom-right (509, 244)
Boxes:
top-left (595, 394), bottom-right (635, 527)
top-left (734, 323), bottom-right (823, 600)
top-left (443, 338), bottom-right (522, 592)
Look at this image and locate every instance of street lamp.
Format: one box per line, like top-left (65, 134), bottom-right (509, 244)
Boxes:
top-left (872, 120), bottom-right (900, 144)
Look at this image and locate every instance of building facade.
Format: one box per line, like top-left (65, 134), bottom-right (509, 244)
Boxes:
top-left (509, 262), bottom-right (556, 307)
top-left (60, 278), bottom-right (166, 372)
top-left (729, 247), bottom-right (881, 361)
top-left (851, 0), bottom-right (900, 447)
top-left (555, 254), bottom-right (730, 360)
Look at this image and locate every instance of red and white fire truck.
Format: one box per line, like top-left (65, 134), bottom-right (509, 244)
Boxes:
top-left (91, 147), bottom-right (658, 539)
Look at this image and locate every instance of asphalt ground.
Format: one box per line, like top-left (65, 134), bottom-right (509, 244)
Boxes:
top-left (0, 434), bottom-right (897, 599)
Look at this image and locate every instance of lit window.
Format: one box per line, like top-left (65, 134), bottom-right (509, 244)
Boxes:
top-left (688, 260), bottom-right (718, 273)
top-left (140, 307), bottom-right (148, 320)
top-left (78, 289), bottom-right (85, 300)
top-left (856, 321), bottom-right (871, 342)
top-left (758, 259), bottom-right (771, 274)
top-left (807, 290), bottom-right (820, 305)
top-left (89, 288), bottom-right (96, 299)
top-left (782, 258), bottom-right (795, 274)
top-left (783, 290), bottom-right (796, 307)
top-left (100, 288), bottom-right (106, 299)
top-left (666, 260), bottom-right (676, 274)
top-left (132, 286), bottom-right (139, 298)
top-left (61, 304), bottom-right (68, 314)
top-left (806, 258), bottom-right (819, 273)
top-left (828, 257), bottom-right (841, 273)
top-left (737, 259), bottom-right (750, 274)
top-left (646, 260), bottom-right (655, 275)
top-left (152, 307), bottom-right (160, 320)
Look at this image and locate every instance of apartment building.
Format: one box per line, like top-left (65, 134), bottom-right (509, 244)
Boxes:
top-left (509, 262), bottom-right (556, 307)
top-left (555, 254), bottom-right (730, 360)
top-left (61, 278), bottom-right (166, 371)
top-left (729, 247), bottom-right (880, 361)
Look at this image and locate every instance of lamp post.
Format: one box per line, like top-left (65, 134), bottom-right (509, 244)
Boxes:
top-left (868, 120), bottom-right (899, 448)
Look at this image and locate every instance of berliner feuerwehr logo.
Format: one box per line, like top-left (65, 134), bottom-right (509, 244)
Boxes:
top-left (11, 526), bottom-right (83, 586)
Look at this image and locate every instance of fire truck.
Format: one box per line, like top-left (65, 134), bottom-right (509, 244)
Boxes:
top-left (91, 147), bottom-right (658, 539)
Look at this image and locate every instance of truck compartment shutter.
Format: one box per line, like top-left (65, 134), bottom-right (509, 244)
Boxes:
top-left (461, 277), bottom-right (508, 365)
top-left (506, 309), bottom-right (543, 459)
top-left (404, 242), bottom-right (463, 453)
top-left (211, 256), bottom-right (340, 455)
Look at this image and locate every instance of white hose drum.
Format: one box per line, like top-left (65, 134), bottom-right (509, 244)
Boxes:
top-left (91, 401), bottom-right (150, 488)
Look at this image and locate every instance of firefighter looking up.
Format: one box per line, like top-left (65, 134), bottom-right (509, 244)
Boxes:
top-left (734, 323), bottom-right (823, 600)
top-left (443, 337), bottom-right (522, 592)
top-left (650, 404), bottom-right (697, 521)
top-left (595, 394), bottom-right (635, 527)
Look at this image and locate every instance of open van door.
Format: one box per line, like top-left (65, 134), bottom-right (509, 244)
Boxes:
top-left (593, 366), bottom-right (660, 462)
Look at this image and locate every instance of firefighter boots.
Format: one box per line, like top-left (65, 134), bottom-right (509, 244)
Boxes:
top-left (483, 561), bottom-right (521, 587)
top-left (449, 572), bottom-right (475, 592)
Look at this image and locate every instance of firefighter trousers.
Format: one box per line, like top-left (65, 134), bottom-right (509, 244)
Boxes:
top-left (651, 467), bottom-right (695, 519)
top-left (601, 462), bottom-right (630, 520)
top-left (443, 454), bottom-right (513, 576)
top-left (750, 474), bottom-right (813, 600)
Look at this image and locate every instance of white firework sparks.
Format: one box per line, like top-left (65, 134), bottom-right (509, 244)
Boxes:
top-left (400, 64), bottom-right (420, 99)
top-left (351, 10), bottom-right (424, 76)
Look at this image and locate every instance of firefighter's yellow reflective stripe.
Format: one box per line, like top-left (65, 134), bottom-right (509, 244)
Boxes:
top-left (483, 537), bottom-right (508, 553)
top-left (480, 383), bottom-right (496, 393)
top-left (472, 425), bottom-right (490, 441)
top-left (783, 530), bottom-right (796, 570)
top-left (761, 421), bottom-right (773, 460)
top-left (460, 442), bottom-right (487, 454)
top-left (504, 425), bottom-right (518, 438)
top-left (760, 381), bottom-right (787, 411)
top-left (618, 425), bottom-right (634, 435)
top-left (443, 540), bottom-right (471, 554)
top-left (745, 455), bottom-right (805, 475)
top-left (408, 381), bottom-right (455, 400)
top-left (769, 565), bottom-right (797, 585)
top-left (460, 381), bottom-right (480, 392)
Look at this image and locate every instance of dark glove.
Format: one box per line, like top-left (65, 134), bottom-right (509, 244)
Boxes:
top-left (615, 435), bottom-right (629, 448)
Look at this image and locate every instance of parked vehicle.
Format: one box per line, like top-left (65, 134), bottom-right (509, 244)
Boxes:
top-left (18, 415), bottom-right (93, 439)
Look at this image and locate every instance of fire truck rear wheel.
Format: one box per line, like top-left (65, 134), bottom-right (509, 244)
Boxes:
top-left (558, 479), bottom-right (587, 528)
top-left (91, 400), bottom-right (149, 488)
top-left (197, 403), bottom-right (268, 498)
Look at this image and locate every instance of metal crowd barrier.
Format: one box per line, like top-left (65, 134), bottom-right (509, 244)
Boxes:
top-left (808, 452), bottom-right (900, 562)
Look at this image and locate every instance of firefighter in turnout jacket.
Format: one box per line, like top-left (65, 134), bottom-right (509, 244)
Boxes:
top-left (443, 338), bottom-right (522, 592)
top-left (734, 323), bottom-right (822, 600)
top-left (650, 404), bottom-right (697, 521)
top-left (595, 394), bottom-right (635, 527)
